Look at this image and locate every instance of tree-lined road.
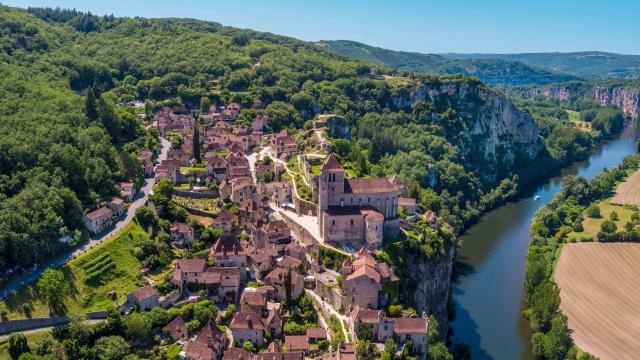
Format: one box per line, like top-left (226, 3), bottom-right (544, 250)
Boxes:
top-left (0, 138), bottom-right (171, 299)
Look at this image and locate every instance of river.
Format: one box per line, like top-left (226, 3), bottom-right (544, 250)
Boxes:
top-left (450, 124), bottom-right (639, 360)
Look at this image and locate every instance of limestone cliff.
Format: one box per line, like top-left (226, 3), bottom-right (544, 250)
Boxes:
top-left (392, 79), bottom-right (542, 184)
top-left (516, 82), bottom-right (640, 119)
top-left (594, 86), bottom-right (640, 119)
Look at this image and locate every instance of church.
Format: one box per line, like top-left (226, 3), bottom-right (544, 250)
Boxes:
top-left (317, 154), bottom-right (399, 249)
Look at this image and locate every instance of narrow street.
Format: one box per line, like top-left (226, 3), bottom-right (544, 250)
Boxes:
top-left (305, 289), bottom-right (352, 343)
top-left (0, 138), bottom-right (171, 299)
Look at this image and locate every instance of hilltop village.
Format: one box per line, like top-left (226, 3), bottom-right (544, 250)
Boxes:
top-left (78, 103), bottom-right (439, 359)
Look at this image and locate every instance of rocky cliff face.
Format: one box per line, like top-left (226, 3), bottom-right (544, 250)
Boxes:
top-left (410, 243), bottom-right (455, 334)
top-left (594, 86), bottom-right (640, 119)
top-left (393, 80), bottom-right (542, 184)
top-left (520, 86), bottom-right (571, 101)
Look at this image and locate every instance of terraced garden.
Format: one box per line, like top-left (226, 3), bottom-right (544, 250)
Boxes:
top-left (0, 222), bottom-right (148, 320)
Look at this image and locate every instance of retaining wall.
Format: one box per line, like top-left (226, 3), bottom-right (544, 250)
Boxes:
top-left (0, 311), bottom-right (108, 335)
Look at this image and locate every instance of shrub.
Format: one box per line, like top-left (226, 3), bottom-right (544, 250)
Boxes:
top-left (586, 204), bottom-right (601, 218)
top-left (610, 211), bottom-right (619, 221)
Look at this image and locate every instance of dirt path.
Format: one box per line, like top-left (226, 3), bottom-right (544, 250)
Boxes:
top-left (555, 242), bottom-right (640, 360)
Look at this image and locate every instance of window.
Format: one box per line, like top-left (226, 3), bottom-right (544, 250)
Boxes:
top-left (350, 219), bottom-right (354, 226)
top-left (332, 220), bottom-right (335, 226)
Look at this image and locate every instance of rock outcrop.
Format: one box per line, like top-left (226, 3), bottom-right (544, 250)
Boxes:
top-left (520, 86), bottom-right (571, 101)
top-left (594, 86), bottom-right (640, 119)
top-left (393, 80), bottom-right (542, 184)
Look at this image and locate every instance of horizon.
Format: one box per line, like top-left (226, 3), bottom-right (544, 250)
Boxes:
top-left (2, 0), bottom-right (640, 55)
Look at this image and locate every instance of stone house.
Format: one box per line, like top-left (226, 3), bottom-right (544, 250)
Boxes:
top-left (182, 320), bottom-right (228, 360)
top-left (341, 249), bottom-right (399, 311)
top-left (127, 285), bottom-right (160, 311)
top-left (247, 247), bottom-right (276, 279)
top-left (239, 290), bottom-right (267, 314)
top-left (211, 208), bottom-right (239, 234)
top-left (264, 267), bottom-right (304, 301)
top-left (201, 267), bottom-right (241, 302)
top-left (210, 235), bottom-right (247, 268)
top-left (108, 198), bottom-right (125, 218)
top-left (423, 210), bottom-right (439, 229)
top-left (229, 312), bottom-right (267, 347)
top-left (170, 259), bottom-right (207, 290)
top-left (254, 220), bottom-right (292, 252)
top-left (170, 222), bottom-right (195, 247)
top-left (252, 114), bottom-right (267, 132)
top-left (138, 149), bottom-right (154, 178)
top-left (398, 197), bottom-right (417, 215)
top-left (393, 317), bottom-right (429, 355)
top-left (306, 327), bottom-right (327, 343)
top-left (270, 181), bottom-right (292, 206)
top-left (83, 207), bottom-right (114, 234)
top-left (168, 149), bottom-right (191, 166)
top-left (119, 182), bottom-right (137, 201)
top-left (231, 177), bottom-right (256, 207)
top-left (349, 307), bottom-right (428, 355)
top-left (223, 348), bottom-right (252, 360)
top-left (167, 316), bottom-right (188, 341)
top-left (205, 157), bottom-right (228, 184)
top-left (284, 335), bottom-right (309, 355)
top-left (271, 130), bottom-right (298, 159)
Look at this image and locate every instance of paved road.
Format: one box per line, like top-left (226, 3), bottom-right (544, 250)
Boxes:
top-left (0, 138), bottom-right (171, 299)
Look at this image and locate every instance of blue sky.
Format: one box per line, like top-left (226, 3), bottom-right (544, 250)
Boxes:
top-left (4, 0), bottom-right (640, 54)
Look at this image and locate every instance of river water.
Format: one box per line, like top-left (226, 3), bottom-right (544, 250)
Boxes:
top-left (451, 124), bottom-right (639, 360)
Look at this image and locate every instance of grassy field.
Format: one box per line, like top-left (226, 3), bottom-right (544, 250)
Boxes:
top-left (0, 329), bottom-right (54, 359)
top-left (566, 109), bottom-right (580, 122)
top-left (567, 199), bottom-right (635, 241)
top-left (555, 242), bottom-right (640, 360)
top-left (173, 195), bottom-right (220, 215)
top-left (0, 222), bottom-right (148, 320)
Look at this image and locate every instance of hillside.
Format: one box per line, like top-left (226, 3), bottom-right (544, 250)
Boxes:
top-left (444, 51), bottom-right (640, 79)
top-left (319, 40), bottom-right (578, 86)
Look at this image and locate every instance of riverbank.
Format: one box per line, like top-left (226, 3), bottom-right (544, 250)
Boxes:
top-left (523, 155), bottom-right (639, 359)
top-left (451, 124), bottom-right (639, 359)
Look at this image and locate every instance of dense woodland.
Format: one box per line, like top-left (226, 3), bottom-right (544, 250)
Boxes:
top-left (0, 5), bottom-right (629, 277)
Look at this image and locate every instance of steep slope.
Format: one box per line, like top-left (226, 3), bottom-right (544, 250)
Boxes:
top-left (444, 51), bottom-right (640, 79)
top-left (319, 40), bottom-right (578, 86)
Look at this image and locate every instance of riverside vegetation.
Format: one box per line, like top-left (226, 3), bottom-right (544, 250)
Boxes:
top-left (524, 155), bottom-right (640, 359)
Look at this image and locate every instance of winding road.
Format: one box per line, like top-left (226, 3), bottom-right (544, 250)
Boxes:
top-left (0, 138), bottom-right (171, 299)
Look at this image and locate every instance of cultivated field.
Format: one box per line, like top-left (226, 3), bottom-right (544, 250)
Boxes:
top-left (611, 168), bottom-right (640, 206)
top-left (555, 242), bottom-right (640, 360)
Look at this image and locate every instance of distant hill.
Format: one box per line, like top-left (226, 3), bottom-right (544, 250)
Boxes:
top-left (319, 40), bottom-right (578, 86)
top-left (442, 52), bottom-right (640, 79)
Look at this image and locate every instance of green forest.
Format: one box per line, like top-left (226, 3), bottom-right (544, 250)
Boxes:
top-left (0, 5), bottom-right (628, 278)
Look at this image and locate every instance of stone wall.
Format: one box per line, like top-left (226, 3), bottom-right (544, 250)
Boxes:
top-left (279, 211), bottom-right (318, 246)
top-left (292, 193), bottom-right (317, 216)
top-left (0, 311), bottom-right (108, 335)
top-left (173, 190), bottom-right (218, 199)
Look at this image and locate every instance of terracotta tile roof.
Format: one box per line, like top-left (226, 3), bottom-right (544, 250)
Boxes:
top-left (398, 197), bottom-right (416, 206)
top-left (321, 153), bottom-right (343, 172)
top-left (212, 235), bottom-right (246, 257)
top-left (345, 178), bottom-right (395, 194)
top-left (284, 335), bottom-right (309, 351)
top-left (131, 285), bottom-right (158, 301)
top-left (85, 207), bottom-right (113, 220)
top-left (277, 256), bottom-right (302, 270)
top-left (176, 259), bottom-right (206, 274)
top-left (213, 208), bottom-right (239, 224)
top-left (223, 348), bottom-right (253, 360)
top-left (171, 222), bottom-right (193, 234)
top-left (206, 157), bottom-right (227, 168)
top-left (167, 316), bottom-right (187, 340)
top-left (351, 306), bottom-right (382, 324)
top-left (194, 320), bottom-right (226, 346)
top-left (110, 198), bottom-right (124, 205)
top-left (183, 341), bottom-right (214, 360)
top-left (260, 220), bottom-right (290, 233)
top-left (306, 327), bottom-right (327, 339)
top-left (202, 267), bottom-right (240, 285)
top-left (254, 353), bottom-right (304, 360)
top-left (229, 312), bottom-right (265, 330)
top-left (240, 290), bottom-right (266, 307)
top-left (393, 317), bottom-right (428, 334)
